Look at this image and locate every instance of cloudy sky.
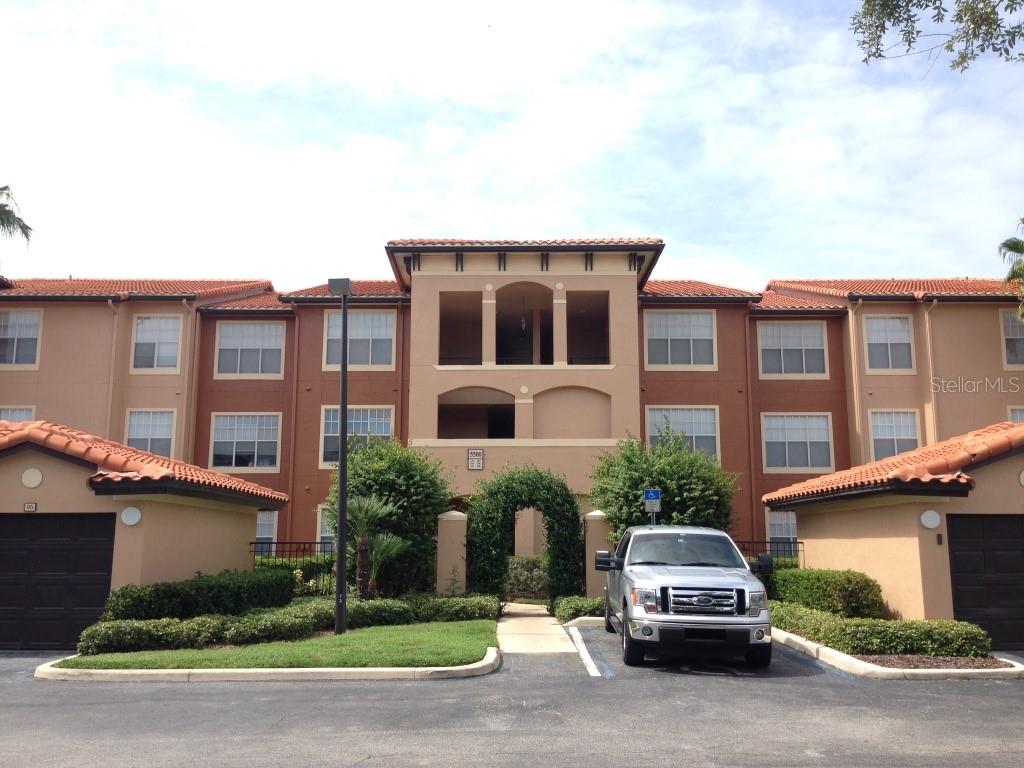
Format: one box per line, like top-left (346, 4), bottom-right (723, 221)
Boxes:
top-left (2, 1), bottom-right (1022, 292)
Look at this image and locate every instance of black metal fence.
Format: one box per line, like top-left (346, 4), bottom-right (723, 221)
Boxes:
top-left (250, 541), bottom-right (336, 594)
top-left (734, 540), bottom-right (804, 565)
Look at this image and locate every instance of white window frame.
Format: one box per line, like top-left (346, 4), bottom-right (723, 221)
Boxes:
top-left (0, 405), bottom-right (36, 421)
top-left (213, 320), bottom-right (286, 380)
top-left (644, 405), bottom-right (721, 460)
top-left (999, 309), bottom-right (1024, 370)
top-left (761, 412), bottom-right (836, 474)
top-left (318, 404), bottom-right (395, 469)
top-left (0, 307), bottom-right (43, 370)
top-left (766, 508), bottom-right (799, 556)
top-left (124, 408), bottom-right (177, 458)
top-left (1009, 405), bottom-right (1024, 423)
top-left (321, 308), bottom-right (397, 372)
top-left (868, 408), bottom-right (921, 461)
top-left (757, 320), bottom-right (829, 380)
top-left (254, 509), bottom-right (278, 556)
top-left (643, 309), bottom-right (718, 371)
top-left (862, 313), bottom-right (916, 375)
top-left (315, 504), bottom-right (337, 554)
top-left (209, 412), bottom-right (283, 473)
top-left (130, 313), bottom-right (183, 375)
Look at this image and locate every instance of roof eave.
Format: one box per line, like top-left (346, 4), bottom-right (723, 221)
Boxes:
top-left (89, 477), bottom-right (288, 509)
top-left (639, 294), bottom-right (759, 304)
top-left (283, 295), bottom-right (409, 305)
top-left (750, 307), bottom-right (847, 316)
top-left (764, 479), bottom-right (973, 510)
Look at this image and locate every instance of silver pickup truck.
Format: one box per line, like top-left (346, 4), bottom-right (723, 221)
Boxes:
top-left (595, 525), bottom-right (773, 667)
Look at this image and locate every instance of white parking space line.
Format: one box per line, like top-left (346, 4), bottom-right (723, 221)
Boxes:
top-left (567, 627), bottom-right (603, 677)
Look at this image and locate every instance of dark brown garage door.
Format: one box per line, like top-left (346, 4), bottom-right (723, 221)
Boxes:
top-left (0, 514), bottom-right (115, 651)
top-left (948, 514), bottom-right (1024, 650)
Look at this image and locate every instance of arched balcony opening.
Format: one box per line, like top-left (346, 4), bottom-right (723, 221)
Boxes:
top-left (437, 387), bottom-right (515, 439)
top-left (495, 283), bottom-right (553, 365)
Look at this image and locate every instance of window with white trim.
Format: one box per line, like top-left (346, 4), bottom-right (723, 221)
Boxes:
top-left (0, 407), bottom-right (34, 421)
top-left (212, 414), bottom-right (280, 469)
top-left (646, 311), bottom-right (714, 366)
top-left (326, 311), bottom-right (394, 366)
top-left (1010, 407), bottom-right (1024, 423)
top-left (865, 316), bottom-right (912, 370)
top-left (1001, 310), bottom-right (1024, 366)
top-left (126, 410), bottom-right (174, 457)
top-left (217, 322), bottom-right (284, 375)
top-left (767, 510), bottom-right (799, 557)
top-left (759, 322), bottom-right (825, 375)
top-left (322, 407), bottom-right (393, 463)
top-left (0, 310), bottom-right (41, 365)
top-left (870, 411), bottom-right (918, 460)
top-left (647, 407), bottom-right (718, 456)
top-left (133, 316), bottom-right (180, 370)
top-left (255, 510), bottom-right (277, 556)
top-left (317, 507), bottom-right (336, 554)
top-left (764, 414), bottom-right (832, 470)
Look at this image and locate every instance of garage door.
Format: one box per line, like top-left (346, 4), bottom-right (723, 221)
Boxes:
top-left (948, 515), bottom-right (1024, 650)
top-left (0, 514), bottom-right (115, 651)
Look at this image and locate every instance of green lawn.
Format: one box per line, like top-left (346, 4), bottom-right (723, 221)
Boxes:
top-left (58, 620), bottom-right (496, 670)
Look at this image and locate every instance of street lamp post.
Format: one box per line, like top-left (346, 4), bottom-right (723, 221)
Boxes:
top-left (328, 277), bottom-right (352, 634)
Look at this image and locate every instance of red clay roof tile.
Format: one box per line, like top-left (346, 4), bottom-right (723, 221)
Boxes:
top-left (201, 291), bottom-right (294, 311)
top-left (754, 290), bottom-right (845, 311)
top-left (762, 422), bottom-right (1024, 507)
top-left (280, 280), bottom-right (405, 299)
top-left (0, 420), bottom-right (287, 505)
top-left (767, 278), bottom-right (1018, 301)
top-left (642, 279), bottom-right (758, 298)
top-left (0, 278), bottom-right (273, 300)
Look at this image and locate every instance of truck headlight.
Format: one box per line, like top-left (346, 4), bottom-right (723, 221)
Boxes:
top-left (631, 587), bottom-right (659, 613)
top-left (748, 591), bottom-right (767, 617)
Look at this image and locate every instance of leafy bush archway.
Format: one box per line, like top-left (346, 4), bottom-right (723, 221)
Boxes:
top-left (467, 466), bottom-right (583, 600)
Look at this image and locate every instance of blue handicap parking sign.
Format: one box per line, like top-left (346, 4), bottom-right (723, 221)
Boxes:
top-left (643, 488), bottom-right (661, 501)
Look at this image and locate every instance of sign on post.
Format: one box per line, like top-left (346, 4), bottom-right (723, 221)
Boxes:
top-left (643, 488), bottom-right (661, 524)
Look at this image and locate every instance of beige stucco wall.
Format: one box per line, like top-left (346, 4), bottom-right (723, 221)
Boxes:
top-left (0, 448), bottom-right (259, 590)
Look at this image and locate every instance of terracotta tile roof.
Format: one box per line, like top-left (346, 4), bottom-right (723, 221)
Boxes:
top-left (762, 422), bottom-right (1024, 507)
top-left (0, 278), bottom-right (273, 300)
top-left (387, 237), bottom-right (664, 248)
top-left (280, 280), bottom-right (405, 299)
top-left (767, 278), bottom-right (1018, 301)
top-left (0, 420), bottom-right (287, 506)
top-left (201, 291), bottom-right (294, 312)
top-left (642, 279), bottom-right (759, 299)
top-left (753, 290), bottom-right (846, 311)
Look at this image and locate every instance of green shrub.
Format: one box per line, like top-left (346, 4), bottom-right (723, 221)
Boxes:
top-left (346, 598), bottom-right (416, 629)
top-left (223, 611), bottom-right (317, 645)
top-left (774, 568), bottom-right (886, 618)
top-left (103, 569), bottom-right (294, 621)
top-left (467, 466), bottom-right (583, 600)
top-left (506, 555), bottom-right (548, 598)
top-left (255, 555), bottom-right (335, 581)
top-left (589, 432), bottom-right (735, 541)
top-left (79, 620), bottom-right (164, 655)
top-left (324, 440), bottom-right (452, 595)
top-left (77, 615), bottom-right (241, 655)
top-left (412, 595), bottom-right (502, 622)
top-left (553, 596), bottom-right (604, 623)
top-left (769, 601), bottom-right (991, 657)
top-left (773, 556), bottom-right (800, 571)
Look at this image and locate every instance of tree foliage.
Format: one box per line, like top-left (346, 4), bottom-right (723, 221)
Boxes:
top-left (467, 466), bottom-right (583, 600)
top-left (0, 186), bottom-right (32, 242)
top-left (323, 440), bottom-right (451, 595)
top-left (589, 431), bottom-right (736, 542)
top-left (852, 1), bottom-right (1024, 71)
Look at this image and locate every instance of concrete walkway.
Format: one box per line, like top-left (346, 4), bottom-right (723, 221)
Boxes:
top-left (496, 603), bottom-right (577, 653)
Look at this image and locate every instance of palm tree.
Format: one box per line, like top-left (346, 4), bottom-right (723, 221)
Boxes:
top-left (0, 186), bottom-right (32, 242)
top-left (346, 495), bottom-right (395, 599)
top-left (367, 532), bottom-right (410, 598)
top-left (1001, 217), bottom-right (1024, 317)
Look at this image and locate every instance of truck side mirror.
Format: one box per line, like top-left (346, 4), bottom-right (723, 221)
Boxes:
top-left (750, 552), bottom-right (774, 576)
top-left (594, 550), bottom-right (621, 571)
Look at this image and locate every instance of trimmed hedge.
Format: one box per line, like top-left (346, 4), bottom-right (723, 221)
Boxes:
top-left (770, 601), bottom-right (991, 657)
top-left (103, 569), bottom-right (294, 621)
top-left (552, 596), bottom-right (604, 624)
top-left (410, 595), bottom-right (502, 623)
top-left (78, 615), bottom-right (241, 655)
top-left (346, 598), bottom-right (416, 629)
top-left (506, 555), bottom-right (547, 598)
top-left (774, 568), bottom-right (886, 618)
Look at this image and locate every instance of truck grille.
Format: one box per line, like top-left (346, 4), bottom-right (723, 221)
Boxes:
top-left (665, 587), bottom-right (741, 616)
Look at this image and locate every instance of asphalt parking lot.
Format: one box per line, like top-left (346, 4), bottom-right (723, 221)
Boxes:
top-left (3, 636), bottom-right (1024, 768)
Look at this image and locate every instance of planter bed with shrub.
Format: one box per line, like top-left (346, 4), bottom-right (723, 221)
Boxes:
top-left (552, 596), bottom-right (604, 624)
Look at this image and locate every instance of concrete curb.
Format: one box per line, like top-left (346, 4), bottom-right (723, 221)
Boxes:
top-left (562, 617), bottom-right (604, 628)
top-left (773, 629), bottom-right (1024, 680)
top-left (33, 646), bottom-right (502, 683)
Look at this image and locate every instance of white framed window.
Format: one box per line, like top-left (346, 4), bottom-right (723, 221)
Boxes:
top-left (255, 509), bottom-right (277, 556)
top-left (864, 315), bottom-right (913, 372)
top-left (869, 410), bottom-right (919, 460)
top-left (1009, 406), bottom-right (1024, 423)
top-left (0, 406), bottom-right (34, 421)
top-left (645, 310), bottom-right (716, 369)
top-left (316, 505), bottom-right (336, 554)
top-left (126, 409), bottom-right (175, 457)
top-left (132, 315), bottom-right (181, 372)
top-left (320, 405), bottom-right (394, 467)
top-left (759, 322), bottom-right (827, 377)
top-left (216, 321), bottom-right (285, 377)
top-left (0, 309), bottom-right (41, 367)
top-left (767, 509), bottom-right (799, 557)
top-left (211, 413), bottom-right (281, 472)
top-left (646, 406), bottom-right (719, 458)
top-left (1001, 310), bottom-right (1024, 368)
top-left (762, 413), bottom-right (834, 472)
top-left (324, 310), bottom-right (395, 369)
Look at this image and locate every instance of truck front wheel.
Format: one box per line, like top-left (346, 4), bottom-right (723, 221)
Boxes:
top-left (621, 612), bottom-right (645, 666)
top-left (745, 643), bottom-right (772, 669)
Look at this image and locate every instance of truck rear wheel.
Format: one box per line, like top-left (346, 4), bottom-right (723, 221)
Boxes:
top-left (745, 643), bottom-right (772, 669)
top-left (621, 614), bottom-right (644, 666)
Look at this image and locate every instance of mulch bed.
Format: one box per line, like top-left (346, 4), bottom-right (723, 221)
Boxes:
top-left (855, 654), bottom-right (1013, 669)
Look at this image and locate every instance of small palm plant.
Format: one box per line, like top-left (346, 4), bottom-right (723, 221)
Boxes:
top-left (346, 495), bottom-right (394, 599)
top-left (368, 532), bottom-right (410, 598)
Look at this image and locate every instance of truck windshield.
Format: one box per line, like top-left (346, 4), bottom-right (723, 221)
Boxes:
top-left (627, 532), bottom-right (746, 568)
